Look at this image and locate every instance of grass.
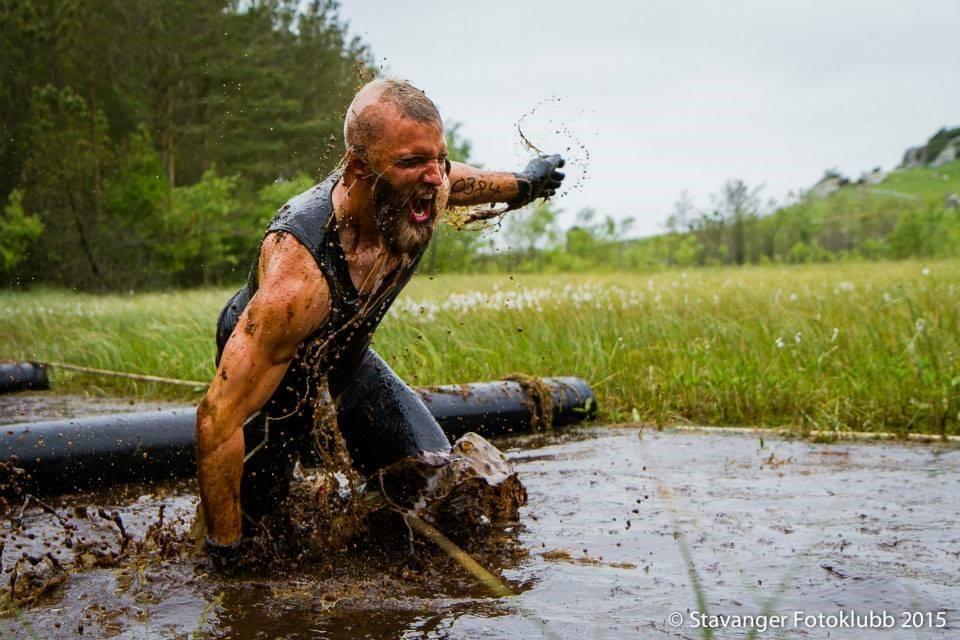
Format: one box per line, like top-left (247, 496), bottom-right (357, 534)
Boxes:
top-left (878, 160), bottom-right (960, 202)
top-left (2, 260), bottom-right (958, 435)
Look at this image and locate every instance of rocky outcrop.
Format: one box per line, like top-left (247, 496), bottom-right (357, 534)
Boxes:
top-left (931, 136), bottom-right (960, 167)
top-left (899, 127), bottom-right (960, 168)
top-left (810, 171), bottom-right (850, 198)
top-left (900, 146), bottom-right (927, 169)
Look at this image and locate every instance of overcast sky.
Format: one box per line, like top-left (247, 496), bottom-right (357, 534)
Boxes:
top-left (338, 0), bottom-right (959, 236)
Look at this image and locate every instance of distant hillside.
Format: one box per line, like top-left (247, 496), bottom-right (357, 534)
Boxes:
top-left (900, 126), bottom-right (960, 169)
top-left (611, 157), bottom-right (960, 269)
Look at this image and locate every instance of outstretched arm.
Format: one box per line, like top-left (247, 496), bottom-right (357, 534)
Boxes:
top-left (447, 155), bottom-right (566, 215)
top-left (447, 162), bottom-right (521, 207)
top-left (196, 233), bottom-right (331, 547)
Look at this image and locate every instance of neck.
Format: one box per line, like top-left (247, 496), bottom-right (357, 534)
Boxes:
top-left (332, 175), bottom-right (383, 253)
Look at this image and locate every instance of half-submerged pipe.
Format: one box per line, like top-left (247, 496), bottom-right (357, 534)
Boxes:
top-left (1, 377), bottom-right (595, 495)
top-left (0, 362), bottom-right (49, 393)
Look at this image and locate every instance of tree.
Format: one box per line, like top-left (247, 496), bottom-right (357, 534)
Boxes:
top-left (503, 202), bottom-right (560, 270)
top-left (713, 179), bottom-right (762, 265)
top-left (0, 190), bottom-right (43, 277)
top-left (18, 85), bottom-right (110, 286)
top-left (1, 0), bottom-right (372, 289)
top-left (163, 167), bottom-right (239, 285)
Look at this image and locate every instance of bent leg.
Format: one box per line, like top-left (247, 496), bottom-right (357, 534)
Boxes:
top-left (238, 359), bottom-right (315, 530)
top-left (334, 349), bottom-right (451, 476)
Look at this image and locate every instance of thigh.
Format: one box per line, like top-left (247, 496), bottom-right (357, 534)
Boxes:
top-left (239, 357), bottom-right (315, 525)
top-left (334, 348), bottom-right (451, 476)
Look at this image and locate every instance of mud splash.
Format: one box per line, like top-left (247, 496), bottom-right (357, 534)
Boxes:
top-left (2, 426), bottom-right (958, 638)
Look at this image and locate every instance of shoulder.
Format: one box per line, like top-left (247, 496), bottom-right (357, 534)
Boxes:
top-left (253, 232), bottom-right (332, 334)
top-left (271, 173), bottom-right (341, 228)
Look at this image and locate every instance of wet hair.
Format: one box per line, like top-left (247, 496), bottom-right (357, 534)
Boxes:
top-left (343, 79), bottom-right (443, 159)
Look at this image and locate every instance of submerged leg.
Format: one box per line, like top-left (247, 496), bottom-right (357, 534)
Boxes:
top-left (334, 349), bottom-right (451, 476)
top-left (238, 360), bottom-right (315, 531)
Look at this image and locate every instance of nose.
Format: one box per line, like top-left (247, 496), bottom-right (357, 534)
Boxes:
top-left (422, 158), bottom-right (444, 186)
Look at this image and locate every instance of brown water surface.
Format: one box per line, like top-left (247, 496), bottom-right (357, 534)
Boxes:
top-left (0, 395), bottom-right (958, 639)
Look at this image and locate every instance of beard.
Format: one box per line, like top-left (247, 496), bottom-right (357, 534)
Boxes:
top-left (371, 176), bottom-right (436, 259)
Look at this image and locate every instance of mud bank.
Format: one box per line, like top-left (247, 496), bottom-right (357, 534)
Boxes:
top-left (1, 419), bottom-right (958, 638)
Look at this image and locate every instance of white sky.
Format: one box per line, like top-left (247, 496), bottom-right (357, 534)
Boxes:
top-left (338, 0), bottom-right (959, 236)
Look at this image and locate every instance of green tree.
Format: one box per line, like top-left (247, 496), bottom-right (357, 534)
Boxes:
top-left (18, 85), bottom-right (111, 286)
top-left (0, 190), bottom-right (43, 276)
top-left (163, 167), bottom-right (239, 285)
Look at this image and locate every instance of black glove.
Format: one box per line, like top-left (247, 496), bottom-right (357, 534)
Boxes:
top-left (205, 534), bottom-right (242, 575)
top-left (507, 154), bottom-right (565, 210)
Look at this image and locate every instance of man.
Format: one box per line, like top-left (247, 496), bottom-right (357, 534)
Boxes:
top-left (196, 79), bottom-right (564, 565)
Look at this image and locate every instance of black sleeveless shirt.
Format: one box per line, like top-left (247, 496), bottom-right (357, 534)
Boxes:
top-left (215, 172), bottom-right (424, 401)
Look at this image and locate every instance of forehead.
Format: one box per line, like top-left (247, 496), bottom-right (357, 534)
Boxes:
top-left (375, 106), bottom-right (446, 157)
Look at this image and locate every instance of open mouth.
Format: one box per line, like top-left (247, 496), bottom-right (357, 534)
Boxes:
top-left (409, 193), bottom-right (435, 224)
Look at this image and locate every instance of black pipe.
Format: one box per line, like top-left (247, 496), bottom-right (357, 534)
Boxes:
top-left (419, 376), bottom-right (596, 440)
top-left (0, 362), bottom-right (49, 393)
top-left (1, 377), bottom-right (596, 495)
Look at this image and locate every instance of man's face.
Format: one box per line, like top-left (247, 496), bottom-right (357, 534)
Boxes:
top-left (365, 114), bottom-right (450, 258)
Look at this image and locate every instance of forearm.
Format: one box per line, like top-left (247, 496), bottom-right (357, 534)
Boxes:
top-left (448, 161), bottom-right (521, 206)
top-left (195, 336), bottom-right (297, 544)
top-left (196, 400), bottom-right (245, 544)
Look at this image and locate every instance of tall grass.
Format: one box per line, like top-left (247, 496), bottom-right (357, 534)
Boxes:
top-left (2, 261), bottom-right (958, 435)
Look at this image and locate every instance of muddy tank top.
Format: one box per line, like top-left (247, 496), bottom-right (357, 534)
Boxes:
top-left (216, 171), bottom-right (424, 399)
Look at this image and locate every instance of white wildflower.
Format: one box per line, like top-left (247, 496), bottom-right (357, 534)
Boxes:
top-left (882, 292), bottom-right (892, 304)
top-left (788, 293), bottom-right (798, 302)
top-left (837, 281), bottom-right (855, 292)
top-left (921, 267), bottom-right (930, 276)
top-left (794, 332), bottom-right (802, 344)
top-left (915, 318), bottom-right (926, 333)
top-left (775, 337), bottom-right (785, 349)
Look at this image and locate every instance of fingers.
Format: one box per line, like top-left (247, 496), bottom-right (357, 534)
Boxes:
top-left (542, 154), bottom-right (565, 170)
top-left (545, 170), bottom-right (564, 195)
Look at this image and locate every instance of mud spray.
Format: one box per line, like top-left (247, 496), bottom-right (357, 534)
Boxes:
top-left (443, 96), bottom-right (590, 232)
top-left (0, 92), bottom-right (581, 628)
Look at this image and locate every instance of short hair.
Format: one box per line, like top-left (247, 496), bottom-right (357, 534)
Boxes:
top-left (343, 79), bottom-right (443, 158)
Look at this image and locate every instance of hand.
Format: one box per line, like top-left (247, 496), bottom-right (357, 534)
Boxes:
top-left (507, 154), bottom-right (565, 210)
top-left (205, 534), bottom-right (242, 576)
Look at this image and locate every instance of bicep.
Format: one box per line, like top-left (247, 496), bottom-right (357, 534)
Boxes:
top-left (206, 305), bottom-right (295, 423)
top-left (208, 271), bottom-right (331, 424)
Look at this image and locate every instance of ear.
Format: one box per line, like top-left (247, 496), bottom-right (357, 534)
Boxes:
top-left (343, 151), bottom-right (372, 185)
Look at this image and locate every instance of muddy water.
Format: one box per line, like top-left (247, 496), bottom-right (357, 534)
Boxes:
top-left (0, 392), bottom-right (185, 425)
top-left (1, 415), bottom-right (958, 638)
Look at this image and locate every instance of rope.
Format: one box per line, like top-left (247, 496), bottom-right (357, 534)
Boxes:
top-left (45, 361), bottom-right (208, 389)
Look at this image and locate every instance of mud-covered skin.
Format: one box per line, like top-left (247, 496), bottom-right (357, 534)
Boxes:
top-left (196, 80), bottom-right (553, 550)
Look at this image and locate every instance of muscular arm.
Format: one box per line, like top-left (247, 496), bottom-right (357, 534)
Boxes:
top-left (196, 233), bottom-right (331, 544)
top-left (447, 161), bottom-right (521, 207)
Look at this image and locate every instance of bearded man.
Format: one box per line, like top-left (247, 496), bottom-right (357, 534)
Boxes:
top-left (196, 79), bottom-right (564, 567)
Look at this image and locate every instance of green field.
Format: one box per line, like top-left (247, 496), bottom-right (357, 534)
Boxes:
top-left (2, 260), bottom-right (958, 435)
